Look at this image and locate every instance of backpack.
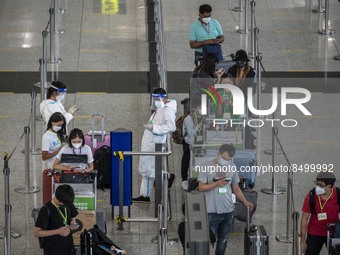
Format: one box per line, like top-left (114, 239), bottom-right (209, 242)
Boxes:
top-left (172, 114), bottom-right (189, 144)
top-left (31, 206), bottom-right (50, 249)
top-left (93, 145), bottom-right (111, 190)
top-left (309, 187), bottom-right (340, 214)
top-left (80, 225), bottom-right (124, 255)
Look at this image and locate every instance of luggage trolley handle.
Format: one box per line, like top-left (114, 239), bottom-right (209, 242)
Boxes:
top-left (91, 112), bottom-right (105, 143)
top-left (246, 207), bottom-right (250, 233)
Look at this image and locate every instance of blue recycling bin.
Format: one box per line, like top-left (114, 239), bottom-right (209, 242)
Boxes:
top-left (110, 128), bottom-right (132, 206)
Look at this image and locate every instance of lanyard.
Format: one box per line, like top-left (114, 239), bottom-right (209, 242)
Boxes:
top-left (150, 111), bottom-right (157, 121)
top-left (318, 188), bottom-right (333, 212)
top-left (51, 200), bottom-right (68, 225)
top-left (72, 147), bottom-right (82, 155)
top-left (201, 22), bottom-right (210, 34)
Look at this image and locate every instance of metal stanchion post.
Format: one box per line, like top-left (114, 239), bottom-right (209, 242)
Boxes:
top-left (318, 0), bottom-right (335, 35)
top-left (0, 154), bottom-right (21, 246)
top-left (155, 143), bottom-right (163, 217)
top-left (15, 127), bottom-right (40, 194)
top-left (162, 172), bottom-right (168, 255)
top-left (232, 0), bottom-right (243, 12)
top-left (312, 0), bottom-right (324, 13)
top-left (158, 204), bottom-right (163, 255)
top-left (249, 0), bottom-right (256, 58)
top-left (254, 28), bottom-right (261, 111)
top-left (237, 0), bottom-right (249, 34)
top-left (276, 167), bottom-right (293, 243)
top-left (30, 90), bottom-right (41, 154)
top-left (292, 212), bottom-right (302, 255)
top-left (22, 91), bottom-right (41, 155)
top-left (262, 113), bottom-right (286, 195)
top-left (118, 152), bottom-right (124, 230)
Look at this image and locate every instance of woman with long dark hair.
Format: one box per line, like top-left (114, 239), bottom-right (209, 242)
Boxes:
top-left (41, 112), bottom-right (67, 169)
top-left (193, 52), bottom-right (220, 78)
top-left (226, 50), bottom-right (256, 96)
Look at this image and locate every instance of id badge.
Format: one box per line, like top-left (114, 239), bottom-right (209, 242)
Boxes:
top-left (317, 213), bottom-right (327, 221)
top-left (223, 112), bottom-right (231, 120)
top-left (219, 186), bottom-right (227, 194)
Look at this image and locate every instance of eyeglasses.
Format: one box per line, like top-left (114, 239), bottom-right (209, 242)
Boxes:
top-left (314, 181), bottom-right (327, 188)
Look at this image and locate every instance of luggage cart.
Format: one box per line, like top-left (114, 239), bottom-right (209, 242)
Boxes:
top-left (52, 154), bottom-right (98, 211)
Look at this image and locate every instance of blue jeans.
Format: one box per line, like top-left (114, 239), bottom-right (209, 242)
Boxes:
top-left (208, 212), bottom-right (234, 255)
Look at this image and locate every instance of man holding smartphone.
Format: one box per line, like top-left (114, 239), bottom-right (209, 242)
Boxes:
top-left (198, 144), bottom-right (253, 255)
top-left (189, 4), bottom-right (224, 66)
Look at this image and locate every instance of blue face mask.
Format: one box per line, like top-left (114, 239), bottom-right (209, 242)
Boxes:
top-left (219, 158), bottom-right (231, 166)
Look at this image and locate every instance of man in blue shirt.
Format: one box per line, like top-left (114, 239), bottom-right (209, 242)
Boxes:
top-left (189, 4), bottom-right (225, 66)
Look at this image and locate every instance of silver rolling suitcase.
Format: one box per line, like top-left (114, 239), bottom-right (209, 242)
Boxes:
top-left (244, 208), bottom-right (269, 255)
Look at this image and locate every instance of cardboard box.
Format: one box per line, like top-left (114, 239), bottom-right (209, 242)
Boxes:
top-left (72, 210), bottom-right (96, 245)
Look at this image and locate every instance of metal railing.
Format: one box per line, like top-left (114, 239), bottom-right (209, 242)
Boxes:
top-left (114, 134), bottom-right (173, 255)
top-left (147, 0), bottom-right (167, 91)
top-left (36, 0), bottom-right (65, 104)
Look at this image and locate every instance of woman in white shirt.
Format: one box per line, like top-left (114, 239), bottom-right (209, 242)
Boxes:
top-left (39, 81), bottom-right (77, 130)
top-left (41, 112), bottom-right (66, 169)
top-left (53, 128), bottom-right (94, 173)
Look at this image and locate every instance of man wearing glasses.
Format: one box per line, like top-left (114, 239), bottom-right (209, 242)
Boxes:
top-left (301, 172), bottom-right (339, 255)
top-left (189, 4), bottom-right (224, 66)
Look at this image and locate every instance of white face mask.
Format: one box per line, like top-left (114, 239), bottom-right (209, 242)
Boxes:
top-left (155, 101), bottom-right (165, 109)
top-left (202, 17), bottom-right (211, 24)
top-left (72, 142), bottom-right (82, 149)
top-left (219, 158), bottom-right (231, 166)
top-left (56, 94), bottom-right (65, 101)
top-left (52, 125), bottom-right (62, 132)
top-left (315, 185), bottom-right (326, 196)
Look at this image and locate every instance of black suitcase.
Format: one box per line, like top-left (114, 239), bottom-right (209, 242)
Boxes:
top-left (244, 208), bottom-right (269, 255)
top-left (80, 226), bottom-right (126, 255)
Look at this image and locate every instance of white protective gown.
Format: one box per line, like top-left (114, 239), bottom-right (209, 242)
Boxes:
top-left (138, 100), bottom-right (177, 178)
top-left (40, 99), bottom-right (73, 128)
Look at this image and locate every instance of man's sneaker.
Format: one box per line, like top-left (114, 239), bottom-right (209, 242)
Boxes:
top-left (181, 180), bottom-right (188, 191)
top-left (168, 173), bottom-right (175, 190)
top-left (132, 196), bottom-right (150, 204)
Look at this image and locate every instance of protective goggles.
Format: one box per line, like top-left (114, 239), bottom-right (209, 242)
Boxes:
top-left (51, 84), bottom-right (67, 93)
top-left (152, 93), bottom-right (167, 99)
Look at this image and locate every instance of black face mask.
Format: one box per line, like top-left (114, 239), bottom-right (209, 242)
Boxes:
top-left (236, 61), bottom-right (246, 68)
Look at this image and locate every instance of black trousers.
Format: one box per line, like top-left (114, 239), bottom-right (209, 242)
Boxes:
top-left (305, 234), bottom-right (327, 255)
top-left (181, 141), bottom-right (190, 181)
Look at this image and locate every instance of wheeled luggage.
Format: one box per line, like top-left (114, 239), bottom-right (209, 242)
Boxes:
top-left (42, 169), bottom-right (53, 205)
top-left (85, 113), bottom-right (110, 154)
top-left (93, 145), bottom-right (111, 190)
top-left (234, 189), bottom-right (258, 223)
top-left (328, 223), bottom-right (340, 255)
top-left (234, 150), bottom-right (257, 189)
top-left (42, 169), bottom-right (61, 205)
top-left (244, 208), bottom-right (269, 255)
top-left (80, 225), bottom-right (126, 255)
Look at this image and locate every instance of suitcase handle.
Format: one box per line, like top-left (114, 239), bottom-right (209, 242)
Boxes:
top-left (91, 113), bottom-right (105, 142)
top-left (246, 207), bottom-right (250, 233)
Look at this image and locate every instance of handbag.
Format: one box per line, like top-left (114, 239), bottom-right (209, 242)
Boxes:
top-left (61, 171), bottom-right (91, 183)
top-left (202, 44), bottom-right (223, 61)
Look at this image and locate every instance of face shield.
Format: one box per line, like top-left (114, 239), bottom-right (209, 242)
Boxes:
top-left (51, 84), bottom-right (67, 103)
top-left (151, 93), bottom-right (167, 110)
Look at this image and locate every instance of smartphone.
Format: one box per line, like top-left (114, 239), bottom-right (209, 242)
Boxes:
top-left (213, 177), bottom-right (231, 182)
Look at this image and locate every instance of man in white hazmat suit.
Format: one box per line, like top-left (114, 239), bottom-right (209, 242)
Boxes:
top-left (40, 81), bottom-right (78, 131)
top-left (132, 88), bottom-right (177, 203)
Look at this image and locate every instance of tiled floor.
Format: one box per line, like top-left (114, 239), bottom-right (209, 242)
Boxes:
top-left (0, 0), bottom-right (340, 254)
